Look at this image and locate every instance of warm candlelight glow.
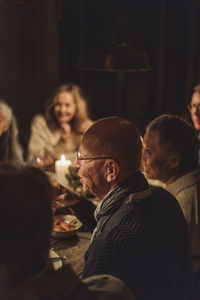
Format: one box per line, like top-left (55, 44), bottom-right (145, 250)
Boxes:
top-left (61, 154), bottom-right (66, 162)
top-left (55, 154), bottom-right (71, 187)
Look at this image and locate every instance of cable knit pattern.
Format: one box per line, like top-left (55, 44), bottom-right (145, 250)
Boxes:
top-left (74, 186), bottom-right (195, 300)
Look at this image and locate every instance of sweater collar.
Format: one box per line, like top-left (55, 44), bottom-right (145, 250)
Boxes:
top-left (165, 169), bottom-right (200, 197)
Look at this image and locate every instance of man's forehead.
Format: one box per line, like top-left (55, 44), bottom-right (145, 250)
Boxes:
top-left (79, 143), bottom-right (94, 155)
top-left (191, 92), bottom-right (200, 103)
top-left (144, 130), bottom-right (160, 144)
top-left (144, 130), bottom-right (160, 141)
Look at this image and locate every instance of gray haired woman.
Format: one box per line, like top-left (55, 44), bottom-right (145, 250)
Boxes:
top-left (0, 100), bottom-right (23, 165)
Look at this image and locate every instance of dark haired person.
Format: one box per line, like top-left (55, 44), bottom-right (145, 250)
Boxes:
top-left (59, 116), bottom-right (194, 300)
top-left (142, 114), bottom-right (200, 272)
top-left (0, 164), bottom-right (134, 300)
top-left (28, 83), bottom-right (92, 169)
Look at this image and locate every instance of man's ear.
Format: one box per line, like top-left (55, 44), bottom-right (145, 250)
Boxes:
top-left (105, 159), bottom-right (119, 182)
top-left (169, 153), bottom-right (181, 169)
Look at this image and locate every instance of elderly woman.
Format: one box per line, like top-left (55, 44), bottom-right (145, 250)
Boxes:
top-left (142, 114), bottom-right (200, 271)
top-left (0, 100), bottom-right (23, 165)
top-left (28, 83), bottom-right (92, 168)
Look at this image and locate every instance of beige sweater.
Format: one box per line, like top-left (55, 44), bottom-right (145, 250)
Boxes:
top-left (28, 114), bottom-right (92, 163)
top-left (166, 169), bottom-right (200, 270)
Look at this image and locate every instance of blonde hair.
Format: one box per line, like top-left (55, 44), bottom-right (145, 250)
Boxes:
top-left (0, 100), bottom-right (23, 164)
top-left (45, 83), bottom-right (90, 133)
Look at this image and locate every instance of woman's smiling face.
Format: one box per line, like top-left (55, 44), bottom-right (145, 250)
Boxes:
top-left (54, 92), bottom-right (77, 125)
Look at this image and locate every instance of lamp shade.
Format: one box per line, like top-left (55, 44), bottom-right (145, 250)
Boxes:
top-left (77, 43), bottom-right (151, 72)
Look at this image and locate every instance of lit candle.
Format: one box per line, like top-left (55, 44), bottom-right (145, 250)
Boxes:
top-left (55, 155), bottom-right (71, 187)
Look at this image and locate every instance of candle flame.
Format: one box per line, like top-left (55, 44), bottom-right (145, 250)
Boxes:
top-left (61, 154), bottom-right (66, 162)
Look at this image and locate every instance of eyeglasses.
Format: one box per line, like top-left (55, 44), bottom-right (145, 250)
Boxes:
top-left (77, 152), bottom-right (114, 161)
top-left (188, 103), bottom-right (200, 112)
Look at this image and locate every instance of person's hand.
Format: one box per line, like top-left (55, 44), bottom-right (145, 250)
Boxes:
top-left (55, 186), bottom-right (81, 207)
top-left (60, 123), bottom-right (71, 142)
top-left (37, 154), bottom-right (54, 170)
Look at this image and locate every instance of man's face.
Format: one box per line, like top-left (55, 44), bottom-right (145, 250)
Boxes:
top-left (142, 130), bottom-right (172, 183)
top-left (190, 92), bottom-right (200, 131)
top-left (75, 144), bottom-right (108, 198)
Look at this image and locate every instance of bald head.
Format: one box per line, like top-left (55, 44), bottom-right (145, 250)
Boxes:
top-left (82, 116), bottom-right (142, 172)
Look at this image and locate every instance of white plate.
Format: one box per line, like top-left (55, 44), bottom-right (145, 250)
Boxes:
top-left (51, 214), bottom-right (82, 239)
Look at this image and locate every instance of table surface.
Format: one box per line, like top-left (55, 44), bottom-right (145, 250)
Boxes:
top-left (50, 230), bottom-right (92, 277)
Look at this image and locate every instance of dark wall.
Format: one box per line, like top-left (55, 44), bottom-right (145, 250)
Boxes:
top-left (0, 0), bottom-right (59, 152)
top-left (1, 0), bottom-right (200, 150)
top-left (59, 0), bottom-right (158, 134)
top-left (59, 0), bottom-right (200, 134)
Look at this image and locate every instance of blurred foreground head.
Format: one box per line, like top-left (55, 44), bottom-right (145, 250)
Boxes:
top-left (0, 165), bottom-right (53, 286)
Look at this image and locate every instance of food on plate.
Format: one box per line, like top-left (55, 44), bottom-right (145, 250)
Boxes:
top-left (53, 218), bottom-right (76, 232)
top-left (55, 200), bottom-right (66, 208)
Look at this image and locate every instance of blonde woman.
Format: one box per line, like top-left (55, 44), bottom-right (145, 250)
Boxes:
top-left (0, 100), bottom-right (23, 165)
top-left (28, 83), bottom-right (92, 169)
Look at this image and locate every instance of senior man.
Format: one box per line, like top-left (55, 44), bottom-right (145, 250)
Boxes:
top-left (142, 114), bottom-right (200, 272)
top-left (61, 116), bottom-right (195, 300)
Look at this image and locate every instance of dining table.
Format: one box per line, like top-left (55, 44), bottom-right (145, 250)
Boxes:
top-left (45, 171), bottom-right (95, 277)
top-left (50, 229), bottom-right (92, 277)
top-left (50, 201), bottom-right (92, 278)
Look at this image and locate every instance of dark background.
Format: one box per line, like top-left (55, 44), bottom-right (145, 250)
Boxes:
top-left (1, 0), bottom-right (200, 155)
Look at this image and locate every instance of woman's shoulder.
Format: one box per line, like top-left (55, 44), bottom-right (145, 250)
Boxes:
top-left (86, 118), bottom-right (93, 127)
top-left (81, 118), bottom-right (93, 132)
top-left (31, 114), bottom-right (46, 125)
top-left (31, 114), bottom-right (49, 130)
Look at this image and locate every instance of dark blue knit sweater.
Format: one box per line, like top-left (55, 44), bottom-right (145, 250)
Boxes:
top-left (72, 187), bottom-right (195, 300)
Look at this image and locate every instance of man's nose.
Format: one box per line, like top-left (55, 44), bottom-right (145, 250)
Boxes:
top-left (74, 158), bottom-right (80, 171)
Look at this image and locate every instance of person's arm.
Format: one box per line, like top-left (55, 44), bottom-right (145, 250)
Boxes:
top-left (28, 115), bottom-right (51, 161)
top-left (28, 115), bottom-right (57, 169)
top-left (59, 123), bottom-right (72, 142)
top-left (56, 189), bottom-right (97, 232)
